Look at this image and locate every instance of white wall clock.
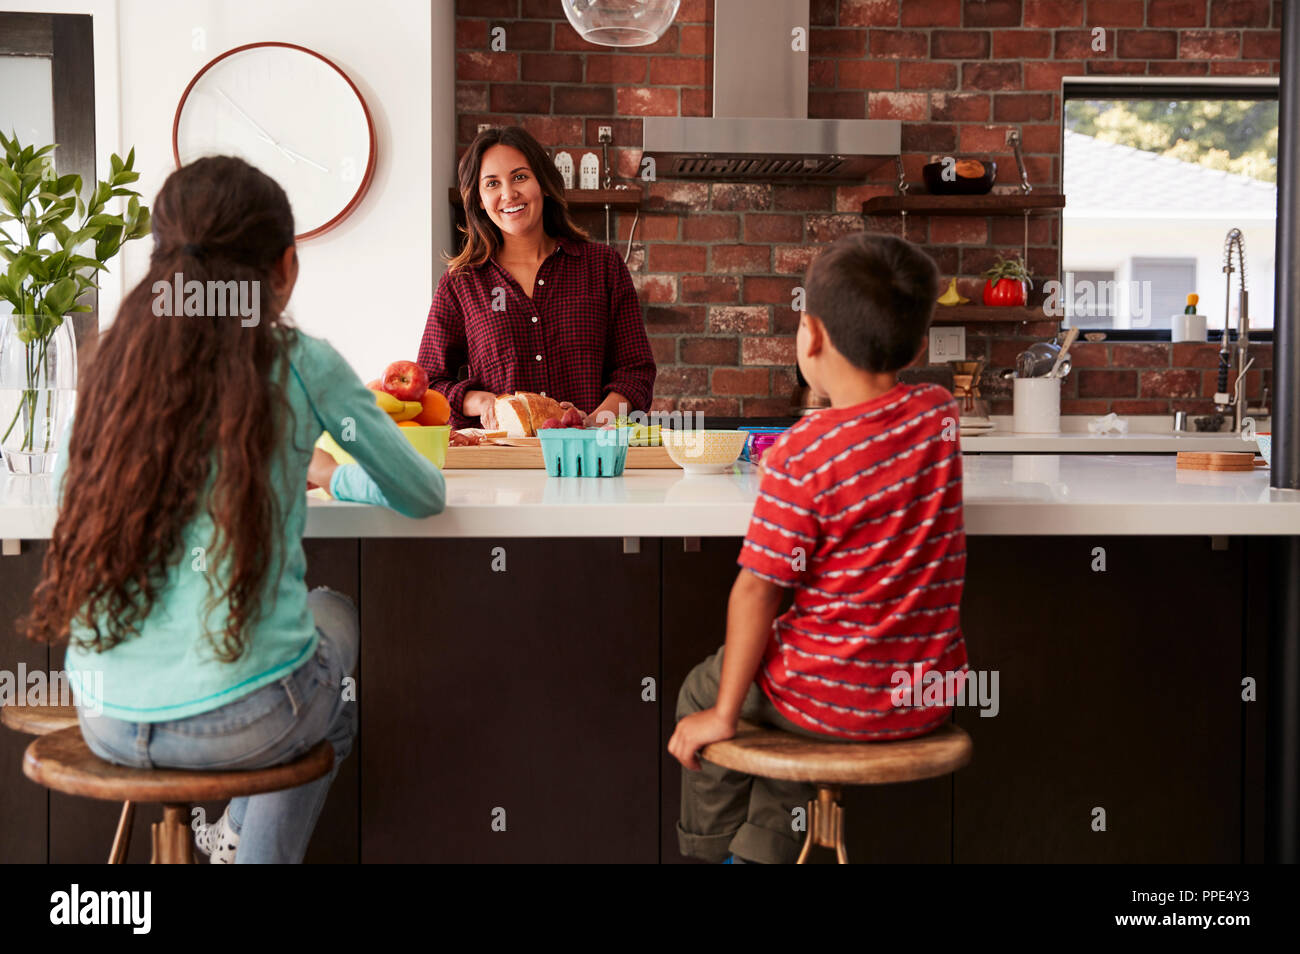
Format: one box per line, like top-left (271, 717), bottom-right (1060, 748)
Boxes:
top-left (172, 41), bottom-right (376, 241)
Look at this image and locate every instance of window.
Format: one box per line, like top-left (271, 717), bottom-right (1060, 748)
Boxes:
top-left (0, 13), bottom-right (97, 353)
top-left (1063, 269), bottom-right (1117, 326)
top-left (1062, 78), bottom-right (1278, 338)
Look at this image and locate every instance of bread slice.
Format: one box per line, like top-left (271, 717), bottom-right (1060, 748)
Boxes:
top-left (494, 394), bottom-right (531, 436)
top-left (493, 391), bottom-right (568, 436)
top-left (520, 393), bottom-right (566, 431)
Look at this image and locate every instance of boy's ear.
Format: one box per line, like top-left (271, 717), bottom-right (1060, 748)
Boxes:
top-left (803, 312), bottom-right (825, 355)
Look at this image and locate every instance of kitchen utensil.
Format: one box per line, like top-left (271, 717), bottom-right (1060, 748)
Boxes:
top-left (1049, 327), bottom-right (1080, 378)
top-left (1013, 377), bottom-right (1061, 433)
top-left (661, 429), bottom-right (748, 474)
top-left (950, 359), bottom-right (985, 413)
top-left (1016, 342), bottom-right (1061, 378)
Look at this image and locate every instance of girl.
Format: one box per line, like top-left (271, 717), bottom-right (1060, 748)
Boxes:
top-left (20, 156), bottom-right (445, 863)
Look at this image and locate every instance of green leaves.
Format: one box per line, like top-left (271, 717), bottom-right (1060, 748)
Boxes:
top-left (0, 131), bottom-right (150, 344)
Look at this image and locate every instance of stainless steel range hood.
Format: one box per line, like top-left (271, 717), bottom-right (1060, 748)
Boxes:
top-left (642, 0), bottom-right (900, 181)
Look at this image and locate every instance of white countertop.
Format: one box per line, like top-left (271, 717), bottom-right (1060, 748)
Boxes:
top-left (961, 430), bottom-right (1260, 453)
top-left (4, 454), bottom-right (1300, 540)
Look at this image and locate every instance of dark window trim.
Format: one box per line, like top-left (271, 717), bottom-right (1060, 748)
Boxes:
top-left (1, 13), bottom-right (97, 357)
top-left (1060, 78), bottom-right (1279, 343)
top-left (1099, 328), bottom-right (1274, 343)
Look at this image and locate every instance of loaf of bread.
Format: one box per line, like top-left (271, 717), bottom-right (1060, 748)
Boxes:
top-left (494, 392), bottom-right (569, 436)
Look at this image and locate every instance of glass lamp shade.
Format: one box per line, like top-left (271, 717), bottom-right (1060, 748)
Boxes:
top-left (561, 0), bottom-right (680, 47)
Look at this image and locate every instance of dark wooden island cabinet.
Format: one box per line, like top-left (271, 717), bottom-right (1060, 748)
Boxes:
top-left (1, 529), bottom-right (1267, 864)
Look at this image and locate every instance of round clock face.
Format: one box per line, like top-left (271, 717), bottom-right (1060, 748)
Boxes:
top-left (173, 42), bottom-right (375, 240)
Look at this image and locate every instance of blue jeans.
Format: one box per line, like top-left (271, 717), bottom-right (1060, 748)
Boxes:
top-left (77, 586), bottom-right (360, 863)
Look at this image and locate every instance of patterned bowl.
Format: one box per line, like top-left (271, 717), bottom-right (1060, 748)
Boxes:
top-left (661, 429), bottom-right (748, 474)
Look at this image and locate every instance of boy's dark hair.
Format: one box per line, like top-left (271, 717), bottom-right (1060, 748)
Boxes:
top-left (803, 233), bottom-right (940, 373)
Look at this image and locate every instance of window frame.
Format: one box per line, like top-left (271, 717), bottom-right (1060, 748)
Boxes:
top-left (1060, 76), bottom-right (1280, 343)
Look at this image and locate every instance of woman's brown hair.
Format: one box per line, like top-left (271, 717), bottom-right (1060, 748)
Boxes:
top-left (445, 125), bottom-right (588, 272)
top-left (20, 156), bottom-right (300, 662)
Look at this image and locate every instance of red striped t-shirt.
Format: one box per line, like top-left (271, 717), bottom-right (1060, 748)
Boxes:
top-left (737, 382), bottom-right (968, 740)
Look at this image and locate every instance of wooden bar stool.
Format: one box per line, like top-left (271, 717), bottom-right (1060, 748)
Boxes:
top-left (701, 720), bottom-right (973, 864)
top-left (1, 702), bottom-right (139, 863)
top-left (21, 726), bottom-right (334, 863)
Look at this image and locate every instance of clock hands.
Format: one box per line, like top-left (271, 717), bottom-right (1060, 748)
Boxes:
top-left (277, 144), bottom-right (330, 174)
top-left (213, 87), bottom-right (330, 174)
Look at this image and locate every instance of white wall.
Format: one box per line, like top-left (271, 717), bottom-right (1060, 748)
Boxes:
top-left (6, 0), bottom-right (454, 380)
top-left (1065, 213), bottom-right (1277, 330)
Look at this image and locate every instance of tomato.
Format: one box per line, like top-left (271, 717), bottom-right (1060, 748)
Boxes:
top-left (983, 278), bottom-right (1027, 306)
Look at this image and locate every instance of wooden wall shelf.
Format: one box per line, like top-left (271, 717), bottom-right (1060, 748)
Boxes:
top-left (447, 186), bottom-right (641, 211)
top-left (864, 193), bottom-right (1066, 216)
top-left (932, 305), bottom-right (1049, 324)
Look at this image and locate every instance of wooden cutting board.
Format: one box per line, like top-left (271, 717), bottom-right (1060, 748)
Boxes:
top-left (444, 442), bottom-right (679, 469)
top-left (1175, 451), bottom-right (1258, 471)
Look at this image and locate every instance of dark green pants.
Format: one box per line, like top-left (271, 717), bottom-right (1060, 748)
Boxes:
top-left (675, 646), bottom-right (846, 864)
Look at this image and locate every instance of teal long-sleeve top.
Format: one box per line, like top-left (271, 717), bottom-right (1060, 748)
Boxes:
top-left (58, 328), bottom-right (445, 722)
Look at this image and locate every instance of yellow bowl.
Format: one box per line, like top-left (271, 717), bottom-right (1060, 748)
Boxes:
top-left (660, 429), bottom-right (748, 474)
top-left (316, 425), bottom-right (449, 470)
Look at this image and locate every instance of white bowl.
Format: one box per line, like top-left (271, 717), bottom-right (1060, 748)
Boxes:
top-left (661, 429), bottom-right (748, 474)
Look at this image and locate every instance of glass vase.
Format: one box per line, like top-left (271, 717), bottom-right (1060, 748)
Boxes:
top-left (0, 315), bottom-right (78, 476)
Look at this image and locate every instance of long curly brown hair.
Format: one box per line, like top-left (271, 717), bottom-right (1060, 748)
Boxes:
top-left (20, 156), bottom-right (299, 663)
top-left (445, 125), bottom-right (589, 273)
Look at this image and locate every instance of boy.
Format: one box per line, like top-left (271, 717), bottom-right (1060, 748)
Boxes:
top-left (668, 232), bottom-right (968, 864)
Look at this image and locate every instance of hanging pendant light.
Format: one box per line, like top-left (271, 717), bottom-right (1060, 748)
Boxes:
top-left (561, 0), bottom-right (680, 47)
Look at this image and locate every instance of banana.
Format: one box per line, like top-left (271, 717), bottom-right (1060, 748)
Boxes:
top-left (371, 388), bottom-right (423, 421)
top-left (371, 388), bottom-right (404, 413)
top-left (937, 277), bottom-right (970, 306)
top-left (389, 401), bottom-right (423, 422)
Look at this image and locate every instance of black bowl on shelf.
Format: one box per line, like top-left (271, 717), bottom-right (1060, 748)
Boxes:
top-left (921, 159), bottom-right (996, 195)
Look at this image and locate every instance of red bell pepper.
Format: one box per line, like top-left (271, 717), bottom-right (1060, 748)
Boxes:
top-left (982, 278), bottom-right (1027, 306)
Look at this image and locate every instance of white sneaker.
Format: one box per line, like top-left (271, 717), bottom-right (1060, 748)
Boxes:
top-left (194, 806), bottom-right (239, 864)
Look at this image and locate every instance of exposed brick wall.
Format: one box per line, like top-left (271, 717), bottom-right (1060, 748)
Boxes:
top-left (454, 0), bottom-right (1281, 417)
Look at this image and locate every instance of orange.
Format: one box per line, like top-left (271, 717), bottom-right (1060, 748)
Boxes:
top-left (397, 420), bottom-right (420, 428)
top-left (415, 389), bottom-right (451, 426)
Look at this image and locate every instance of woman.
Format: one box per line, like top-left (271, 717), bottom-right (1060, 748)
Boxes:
top-left (20, 156), bottom-right (445, 863)
top-left (421, 126), bottom-right (656, 430)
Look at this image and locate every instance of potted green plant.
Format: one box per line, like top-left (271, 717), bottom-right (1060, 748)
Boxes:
top-left (981, 254), bottom-right (1033, 307)
top-left (0, 131), bottom-right (149, 475)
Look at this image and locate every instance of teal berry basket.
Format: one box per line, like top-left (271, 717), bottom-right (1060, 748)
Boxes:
top-left (537, 428), bottom-right (629, 477)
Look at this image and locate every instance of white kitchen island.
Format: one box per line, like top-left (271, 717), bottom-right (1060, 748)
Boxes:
top-left (3, 453), bottom-right (1299, 541)
top-left (0, 452), bottom-right (1285, 864)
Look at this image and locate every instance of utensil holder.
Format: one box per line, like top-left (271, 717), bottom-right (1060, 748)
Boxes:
top-left (1013, 377), bottom-right (1061, 434)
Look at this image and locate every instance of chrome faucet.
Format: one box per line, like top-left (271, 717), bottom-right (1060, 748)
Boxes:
top-left (1214, 228), bottom-right (1255, 434)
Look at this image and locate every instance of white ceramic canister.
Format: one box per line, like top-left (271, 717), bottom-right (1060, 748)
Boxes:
top-left (1013, 376), bottom-right (1061, 434)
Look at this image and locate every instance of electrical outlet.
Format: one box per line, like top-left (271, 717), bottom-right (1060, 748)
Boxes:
top-left (597, 125), bottom-right (613, 143)
top-left (929, 326), bottom-right (965, 364)
top-left (477, 123), bottom-right (491, 134)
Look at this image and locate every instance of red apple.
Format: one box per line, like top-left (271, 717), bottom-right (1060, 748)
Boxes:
top-left (560, 408), bottom-right (584, 428)
top-left (538, 417), bottom-right (563, 430)
top-left (382, 361), bottom-right (428, 401)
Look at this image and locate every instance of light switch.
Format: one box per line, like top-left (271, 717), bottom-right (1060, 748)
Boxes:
top-left (929, 326), bottom-right (966, 364)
